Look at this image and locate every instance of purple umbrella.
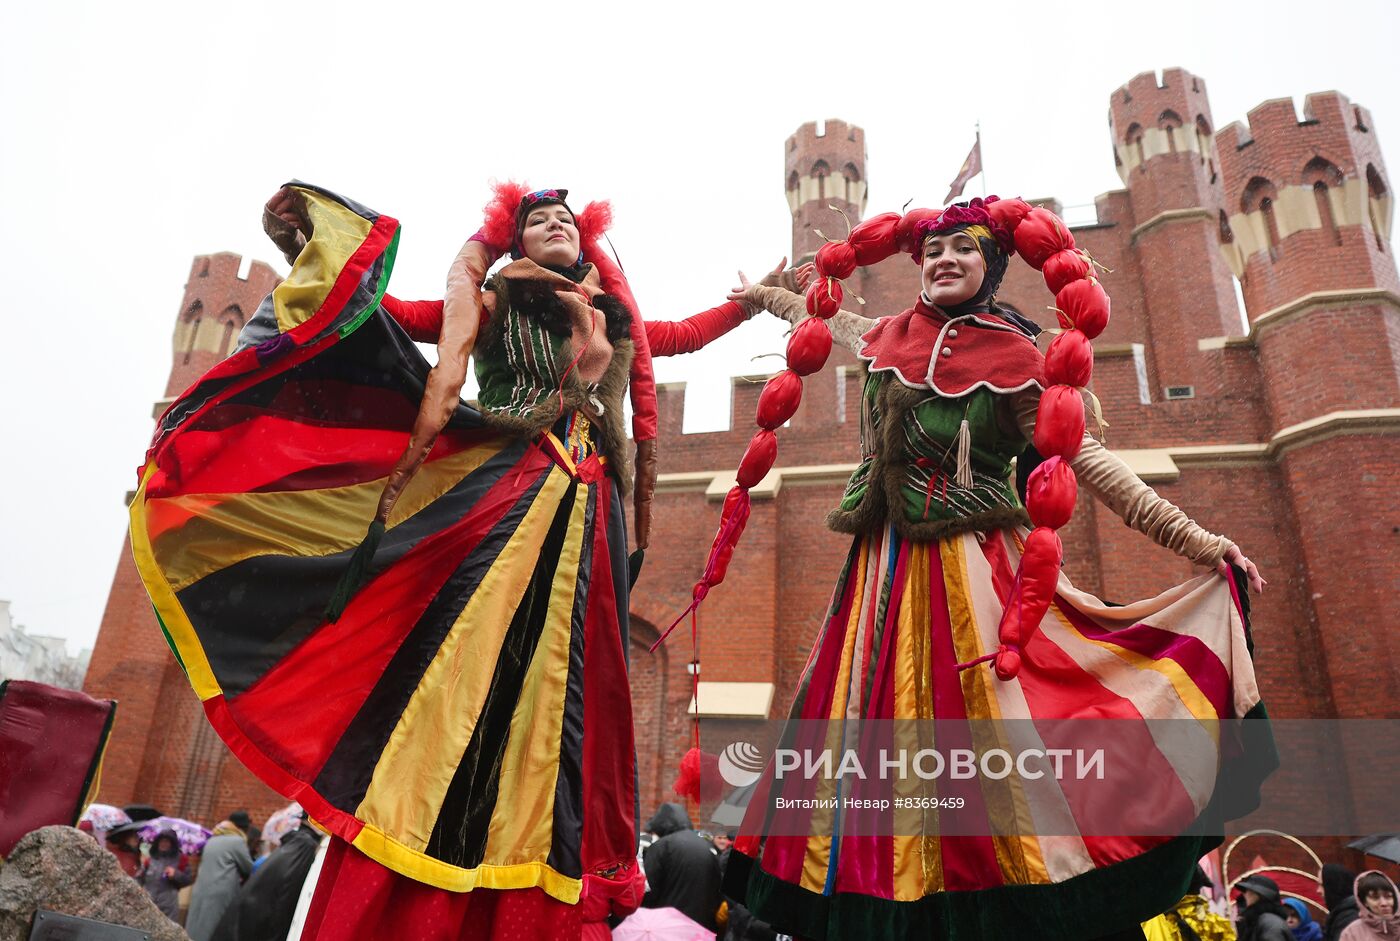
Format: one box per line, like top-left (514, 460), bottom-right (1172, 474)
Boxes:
top-left (612, 907), bottom-right (716, 941)
top-left (138, 816), bottom-right (212, 855)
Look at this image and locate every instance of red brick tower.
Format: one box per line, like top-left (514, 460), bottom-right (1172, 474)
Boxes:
top-left (1109, 69), bottom-right (1246, 397)
top-left (784, 119), bottom-right (868, 265)
top-left (1215, 94), bottom-right (1400, 724)
top-left (84, 253), bottom-right (285, 825)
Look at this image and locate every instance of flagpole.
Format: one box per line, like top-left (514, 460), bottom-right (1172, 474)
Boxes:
top-left (978, 122), bottom-right (986, 197)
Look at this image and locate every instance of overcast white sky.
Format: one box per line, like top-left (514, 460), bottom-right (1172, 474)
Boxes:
top-left (2, 0), bottom-right (1396, 654)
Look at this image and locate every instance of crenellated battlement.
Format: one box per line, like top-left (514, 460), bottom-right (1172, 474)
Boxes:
top-left (167, 252), bottom-right (282, 396)
top-left (1214, 88), bottom-right (1394, 313)
top-left (1109, 68), bottom-right (1218, 191)
top-left (1228, 92), bottom-right (1339, 147)
top-left (1223, 90), bottom-right (1388, 191)
top-left (784, 119), bottom-right (864, 172)
top-left (185, 252), bottom-right (281, 292)
top-left (1114, 67), bottom-right (1207, 103)
top-left (1109, 69), bottom-right (1213, 137)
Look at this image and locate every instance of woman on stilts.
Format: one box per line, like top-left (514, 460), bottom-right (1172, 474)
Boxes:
top-left (708, 196), bottom-right (1276, 939)
top-left (130, 179), bottom-right (801, 940)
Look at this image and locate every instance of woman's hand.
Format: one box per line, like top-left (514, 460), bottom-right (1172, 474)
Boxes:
top-left (1218, 545), bottom-right (1266, 594)
top-left (262, 186), bottom-right (310, 263)
top-left (781, 262), bottom-right (817, 294)
top-left (756, 258), bottom-right (817, 294)
top-left (727, 268), bottom-right (765, 314)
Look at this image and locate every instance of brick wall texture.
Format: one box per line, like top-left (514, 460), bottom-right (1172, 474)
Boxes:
top-left (86, 71), bottom-right (1398, 871)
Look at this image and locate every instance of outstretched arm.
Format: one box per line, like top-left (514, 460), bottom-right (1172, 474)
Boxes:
top-left (1009, 388), bottom-right (1266, 592)
top-left (740, 283), bottom-right (875, 355)
top-left (646, 259), bottom-right (811, 357)
top-left (645, 301), bottom-right (750, 357)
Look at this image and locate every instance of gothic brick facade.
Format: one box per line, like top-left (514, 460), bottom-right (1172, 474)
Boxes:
top-left (85, 70), bottom-right (1397, 856)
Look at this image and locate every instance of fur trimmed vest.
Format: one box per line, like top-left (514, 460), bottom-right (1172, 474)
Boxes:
top-left (474, 259), bottom-right (635, 489)
top-left (828, 370), bottom-right (1031, 541)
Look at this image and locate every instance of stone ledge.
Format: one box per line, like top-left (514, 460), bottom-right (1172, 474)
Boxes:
top-left (1197, 335), bottom-right (1255, 351)
top-left (1095, 342), bottom-right (1146, 358)
top-left (1130, 207), bottom-right (1216, 241)
top-left (1250, 288), bottom-right (1400, 339)
top-left (1270, 408), bottom-right (1400, 456)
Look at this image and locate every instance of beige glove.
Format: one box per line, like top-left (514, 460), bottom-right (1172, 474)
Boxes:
top-left (748, 284), bottom-right (874, 354)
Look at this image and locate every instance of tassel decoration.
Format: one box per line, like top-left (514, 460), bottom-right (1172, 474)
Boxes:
top-left (323, 520), bottom-right (386, 622)
top-left (954, 418), bottom-right (973, 490)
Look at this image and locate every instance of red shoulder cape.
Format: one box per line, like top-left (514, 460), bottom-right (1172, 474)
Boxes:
top-left (857, 297), bottom-right (1045, 396)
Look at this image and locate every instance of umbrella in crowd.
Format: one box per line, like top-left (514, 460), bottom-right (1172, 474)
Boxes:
top-left (613, 906), bottom-right (716, 941)
top-left (79, 804), bottom-right (131, 831)
top-left (78, 803), bottom-right (132, 847)
top-left (1348, 834), bottom-right (1400, 865)
top-left (262, 802), bottom-right (305, 850)
top-left (138, 816), bottom-right (212, 855)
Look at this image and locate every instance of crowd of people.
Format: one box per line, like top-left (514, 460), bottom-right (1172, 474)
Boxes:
top-left (81, 792), bottom-right (1400, 940)
top-left (88, 805), bottom-right (324, 941)
top-left (552, 798), bottom-right (1400, 941)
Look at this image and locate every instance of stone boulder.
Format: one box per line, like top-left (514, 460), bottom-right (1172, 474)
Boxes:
top-left (0, 826), bottom-right (188, 941)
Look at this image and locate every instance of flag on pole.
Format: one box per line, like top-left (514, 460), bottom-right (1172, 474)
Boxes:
top-left (944, 132), bottom-right (982, 204)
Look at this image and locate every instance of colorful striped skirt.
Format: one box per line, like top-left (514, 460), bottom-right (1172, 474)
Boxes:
top-left (725, 525), bottom-right (1275, 939)
top-left (129, 185), bottom-right (638, 919)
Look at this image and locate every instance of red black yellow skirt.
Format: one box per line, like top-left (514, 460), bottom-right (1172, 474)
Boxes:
top-left (724, 525), bottom-right (1275, 939)
top-left (128, 185), bottom-right (637, 911)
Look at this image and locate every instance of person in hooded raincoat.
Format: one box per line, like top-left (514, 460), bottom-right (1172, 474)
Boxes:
top-left (1325, 864), bottom-right (1362, 941)
top-left (1339, 870), bottom-right (1400, 941)
top-left (641, 803), bottom-right (722, 931)
top-left (138, 827), bottom-right (194, 921)
top-left (1284, 898), bottom-right (1324, 941)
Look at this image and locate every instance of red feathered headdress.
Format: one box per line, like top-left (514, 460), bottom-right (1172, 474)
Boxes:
top-left (478, 180), bottom-right (615, 259)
